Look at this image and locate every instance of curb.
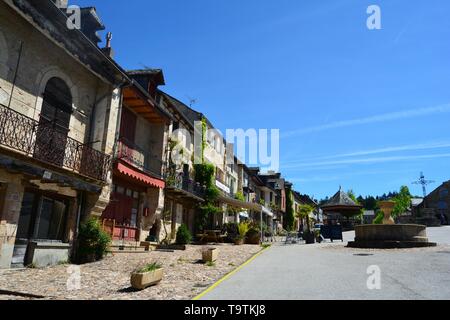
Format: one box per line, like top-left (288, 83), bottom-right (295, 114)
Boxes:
top-left (192, 245), bottom-right (272, 300)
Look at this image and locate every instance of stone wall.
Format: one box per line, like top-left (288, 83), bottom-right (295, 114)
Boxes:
top-left (0, 2), bottom-right (122, 268)
top-left (0, 1), bottom-right (121, 161)
top-left (0, 169), bottom-right (24, 268)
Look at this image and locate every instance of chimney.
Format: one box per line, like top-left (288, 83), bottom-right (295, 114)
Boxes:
top-left (79, 7), bottom-right (105, 46)
top-left (53, 0), bottom-right (69, 8)
top-left (101, 32), bottom-right (115, 58)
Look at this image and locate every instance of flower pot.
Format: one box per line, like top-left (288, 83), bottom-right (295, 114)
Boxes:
top-left (246, 231), bottom-right (261, 245)
top-left (202, 248), bottom-right (218, 263)
top-left (234, 238), bottom-right (244, 245)
top-left (130, 268), bottom-right (164, 290)
top-left (303, 232), bottom-right (316, 244)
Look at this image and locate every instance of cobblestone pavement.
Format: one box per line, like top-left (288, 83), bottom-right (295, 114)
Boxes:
top-left (0, 244), bottom-right (262, 300)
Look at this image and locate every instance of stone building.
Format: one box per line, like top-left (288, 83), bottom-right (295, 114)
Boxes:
top-left (101, 72), bottom-right (172, 245)
top-left (415, 180), bottom-right (450, 226)
top-left (158, 91), bottom-right (206, 238)
top-left (0, 0), bottom-right (128, 268)
top-left (258, 171), bottom-right (287, 231)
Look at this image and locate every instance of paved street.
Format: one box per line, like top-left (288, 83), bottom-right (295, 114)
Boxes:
top-left (201, 226), bottom-right (450, 300)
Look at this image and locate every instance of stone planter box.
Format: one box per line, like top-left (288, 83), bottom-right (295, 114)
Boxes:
top-left (130, 268), bottom-right (164, 290)
top-left (202, 248), bottom-right (218, 263)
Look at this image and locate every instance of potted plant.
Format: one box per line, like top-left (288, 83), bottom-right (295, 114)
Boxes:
top-left (223, 222), bottom-right (238, 243)
top-left (297, 204), bottom-right (316, 244)
top-left (303, 230), bottom-right (316, 244)
top-left (202, 247), bottom-right (218, 263)
top-left (130, 262), bottom-right (164, 290)
top-left (175, 224), bottom-right (192, 247)
top-left (246, 226), bottom-right (261, 245)
top-left (234, 221), bottom-right (249, 245)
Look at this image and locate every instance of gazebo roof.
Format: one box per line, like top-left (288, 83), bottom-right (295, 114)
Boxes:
top-left (321, 188), bottom-right (362, 209)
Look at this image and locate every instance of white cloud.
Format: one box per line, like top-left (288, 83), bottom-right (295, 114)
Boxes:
top-left (281, 103), bottom-right (450, 138)
top-left (284, 152), bottom-right (450, 170)
top-left (283, 140), bottom-right (450, 164)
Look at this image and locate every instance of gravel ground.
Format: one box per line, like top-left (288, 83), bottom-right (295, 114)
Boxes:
top-left (0, 244), bottom-right (262, 300)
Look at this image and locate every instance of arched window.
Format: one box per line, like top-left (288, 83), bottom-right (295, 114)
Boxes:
top-left (40, 77), bottom-right (73, 131)
top-left (34, 77), bottom-right (73, 166)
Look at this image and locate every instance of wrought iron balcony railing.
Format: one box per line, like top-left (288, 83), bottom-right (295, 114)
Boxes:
top-left (166, 173), bottom-right (205, 199)
top-left (117, 137), bottom-right (163, 178)
top-left (0, 103), bottom-right (111, 181)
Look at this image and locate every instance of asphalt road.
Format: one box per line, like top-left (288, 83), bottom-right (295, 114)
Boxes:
top-left (201, 226), bottom-right (450, 300)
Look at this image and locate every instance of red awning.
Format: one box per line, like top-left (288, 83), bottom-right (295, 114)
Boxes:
top-left (116, 162), bottom-right (165, 189)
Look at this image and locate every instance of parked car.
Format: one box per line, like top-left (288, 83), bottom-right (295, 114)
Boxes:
top-left (313, 223), bottom-right (324, 232)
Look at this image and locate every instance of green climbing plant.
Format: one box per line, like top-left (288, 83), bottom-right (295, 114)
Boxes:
top-left (193, 120), bottom-right (222, 231)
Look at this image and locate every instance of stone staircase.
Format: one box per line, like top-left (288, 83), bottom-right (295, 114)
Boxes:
top-left (109, 240), bottom-right (157, 253)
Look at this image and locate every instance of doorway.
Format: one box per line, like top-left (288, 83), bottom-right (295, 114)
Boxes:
top-left (13, 191), bottom-right (69, 266)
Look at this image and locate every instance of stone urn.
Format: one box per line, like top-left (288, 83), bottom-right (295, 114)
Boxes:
top-left (379, 201), bottom-right (395, 225)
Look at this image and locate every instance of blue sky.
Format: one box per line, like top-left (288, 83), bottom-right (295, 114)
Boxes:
top-left (74, 0), bottom-right (450, 199)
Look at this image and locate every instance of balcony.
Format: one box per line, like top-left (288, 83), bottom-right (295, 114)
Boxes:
top-left (117, 138), bottom-right (163, 178)
top-left (165, 174), bottom-right (205, 201)
top-left (0, 103), bottom-right (111, 181)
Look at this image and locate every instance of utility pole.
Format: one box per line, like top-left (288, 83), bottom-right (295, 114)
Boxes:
top-left (412, 172), bottom-right (435, 208)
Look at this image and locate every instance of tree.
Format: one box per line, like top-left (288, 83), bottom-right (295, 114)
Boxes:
top-left (364, 196), bottom-right (378, 210)
top-left (284, 189), bottom-right (295, 231)
top-left (296, 204), bottom-right (315, 232)
top-left (392, 186), bottom-right (412, 218)
top-left (347, 189), bottom-right (364, 219)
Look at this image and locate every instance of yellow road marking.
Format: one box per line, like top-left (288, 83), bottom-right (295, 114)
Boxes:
top-left (193, 245), bottom-right (272, 300)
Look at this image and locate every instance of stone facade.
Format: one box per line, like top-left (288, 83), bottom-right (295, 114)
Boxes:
top-left (0, 1), bottom-right (124, 268)
top-left (414, 181), bottom-right (450, 226)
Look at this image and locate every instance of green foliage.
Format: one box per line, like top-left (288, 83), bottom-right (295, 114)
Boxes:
top-left (347, 189), bottom-right (365, 217)
top-left (235, 192), bottom-right (245, 202)
top-left (194, 163), bottom-right (215, 186)
top-left (297, 204), bottom-right (315, 232)
top-left (246, 225), bottom-right (261, 244)
top-left (194, 162), bottom-right (221, 231)
top-left (77, 217), bottom-right (111, 263)
top-left (176, 224), bottom-right (192, 245)
top-left (237, 221), bottom-right (250, 239)
top-left (373, 211), bottom-right (384, 224)
top-left (392, 186), bottom-right (412, 218)
top-left (297, 204), bottom-right (314, 219)
top-left (206, 261), bottom-right (215, 267)
top-left (284, 189), bottom-right (295, 231)
top-left (246, 227), bottom-right (260, 237)
top-left (228, 192), bottom-right (247, 215)
top-left (136, 262), bottom-right (162, 273)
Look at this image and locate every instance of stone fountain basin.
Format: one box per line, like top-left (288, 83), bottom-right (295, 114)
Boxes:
top-left (348, 224), bottom-right (437, 249)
